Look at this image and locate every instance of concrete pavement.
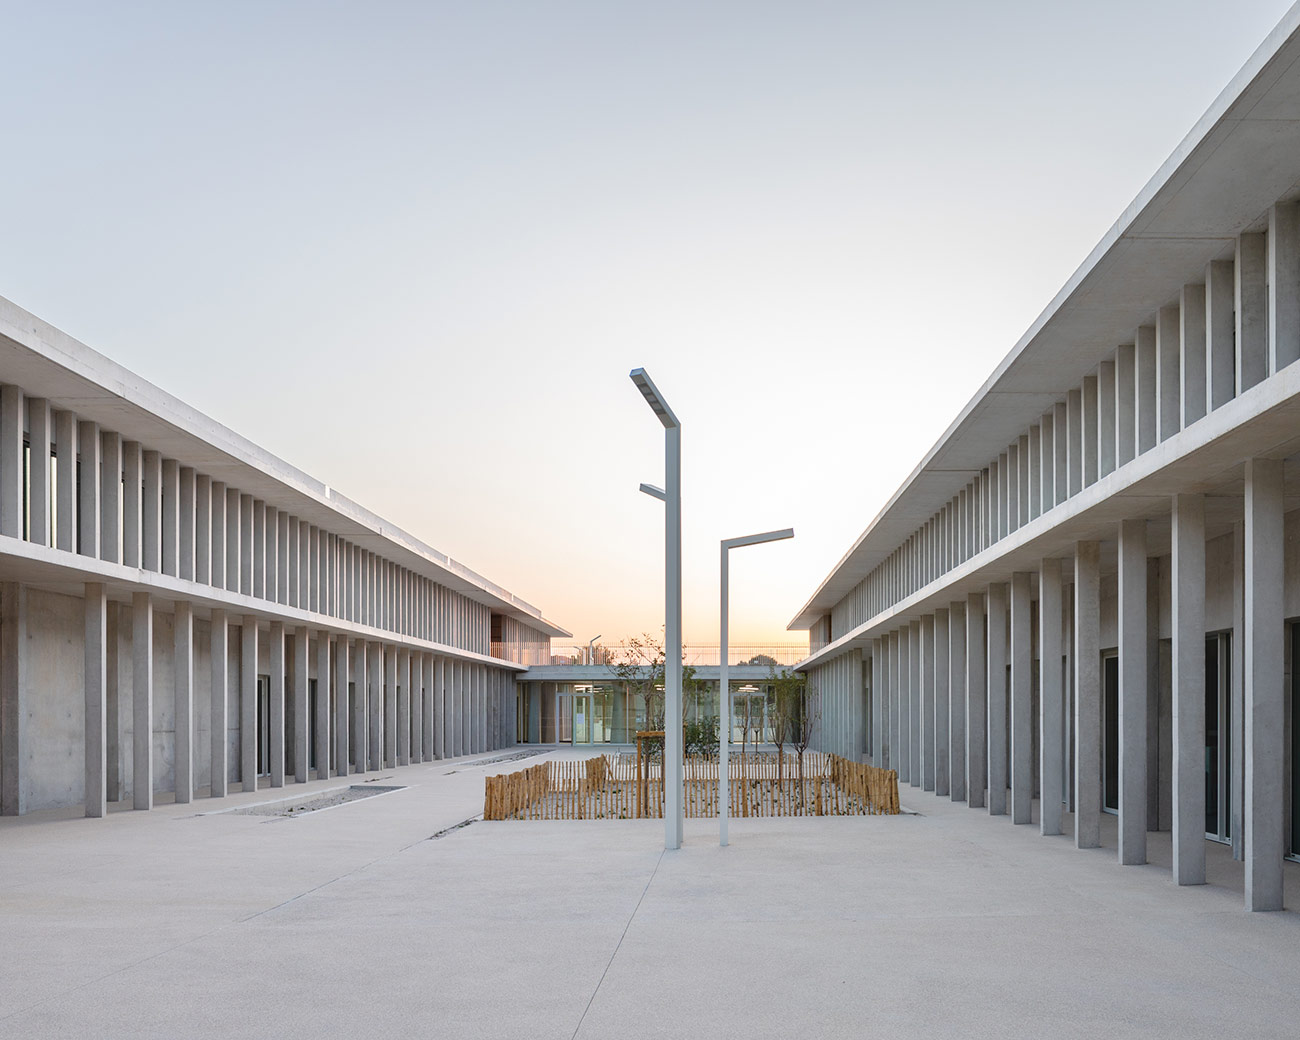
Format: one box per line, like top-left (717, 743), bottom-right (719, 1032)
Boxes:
top-left (3, 749), bottom-right (1300, 1038)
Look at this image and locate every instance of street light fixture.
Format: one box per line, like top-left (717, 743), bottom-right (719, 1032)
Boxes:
top-left (630, 367), bottom-right (684, 851)
top-left (719, 527), bottom-right (794, 847)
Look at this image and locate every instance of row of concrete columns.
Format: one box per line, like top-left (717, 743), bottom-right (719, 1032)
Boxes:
top-left (70, 592), bottom-right (515, 818)
top-left (0, 382), bottom-right (498, 652)
top-left (864, 463), bottom-right (1286, 911)
top-left (835, 209), bottom-right (1300, 637)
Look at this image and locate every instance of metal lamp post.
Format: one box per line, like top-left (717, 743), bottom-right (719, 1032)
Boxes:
top-left (719, 528), bottom-right (793, 847)
top-left (630, 368), bottom-right (684, 851)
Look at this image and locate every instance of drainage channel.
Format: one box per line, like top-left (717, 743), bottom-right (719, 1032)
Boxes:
top-left (231, 785), bottom-right (405, 818)
top-left (443, 749), bottom-right (546, 775)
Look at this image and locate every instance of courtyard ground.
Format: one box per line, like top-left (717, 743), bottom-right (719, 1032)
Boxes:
top-left (2, 747), bottom-right (1299, 1039)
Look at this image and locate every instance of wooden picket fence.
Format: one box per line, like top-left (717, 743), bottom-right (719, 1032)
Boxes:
top-left (483, 752), bottom-right (900, 821)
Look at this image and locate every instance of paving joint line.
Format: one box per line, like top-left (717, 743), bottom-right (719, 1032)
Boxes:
top-left (570, 847), bottom-right (666, 1040)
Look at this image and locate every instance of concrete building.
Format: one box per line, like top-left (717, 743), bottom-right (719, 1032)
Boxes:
top-left (790, 6), bottom-right (1300, 911)
top-left (0, 293), bottom-right (567, 818)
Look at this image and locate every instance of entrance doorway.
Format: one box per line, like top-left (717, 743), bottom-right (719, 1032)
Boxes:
top-left (573, 693), bottom-right (590, 744)
top-left (1102, 652), bottom-right (1118, 814)
top-left (256, 675), bottom-right (271, 777)
top-left (1206, 632), bottom-right (1231, 843)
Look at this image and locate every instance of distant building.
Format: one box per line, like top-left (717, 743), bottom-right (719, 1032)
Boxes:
top-left (0, 294), bottom-right (567, 817)
top-left (790, 7), bottom-right (1300, 910)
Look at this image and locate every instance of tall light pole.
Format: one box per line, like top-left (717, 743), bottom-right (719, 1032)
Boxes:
top-left (630, 368), bottom-right (683, 851)
top-left (719, 528), bottom-right (794, 847)
top-left (587, 635), bottom-right (601, 666)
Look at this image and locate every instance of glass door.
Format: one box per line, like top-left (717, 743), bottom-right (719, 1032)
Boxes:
top-left (256, 675), bottom-right (271, 777)
top-left (1102, 652), bottom-right (1119, 814)
top-left (1206, 633), bottom-right (1231, 843)
top-left (573, 694), bottom-right (590, 744)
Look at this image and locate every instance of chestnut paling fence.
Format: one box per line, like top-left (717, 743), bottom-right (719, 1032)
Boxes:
top-left (483, 753), bottom-right (900, 821)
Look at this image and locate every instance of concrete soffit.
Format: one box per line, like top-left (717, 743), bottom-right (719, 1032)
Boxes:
top-left (789, 5), bottom-right (1300, 631)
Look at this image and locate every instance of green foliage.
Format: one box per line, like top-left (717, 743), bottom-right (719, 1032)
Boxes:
top-left (683, 714), bottom-right (719, 758)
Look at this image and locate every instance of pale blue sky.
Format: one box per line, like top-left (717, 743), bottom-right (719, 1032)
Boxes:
top-left (0, 1), bottom-right (1293, 651)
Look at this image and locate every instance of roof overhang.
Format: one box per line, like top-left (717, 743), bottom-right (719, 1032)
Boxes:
top-left (790, 3), bottom-right (1300, 630)
top-left (0, 296), bottom-right (571, 640)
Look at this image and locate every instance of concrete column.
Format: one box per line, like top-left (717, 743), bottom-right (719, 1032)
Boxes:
top-left (315, 632), bottom-right (330, 779)
top-left (0, 386), bottom-right (21, 539)
top-left (934, 608), bottom-right (950, 796)
top-left (29, 399), bottom-right (50, 545)
top-left (434, 656), bottom-right (446, 759)
top-left (1268, 201), bottom-right (1300, 372)
top-left (369, 642), bottom-right (383, 769)
top-left (987, 582), bottom-right (1008, 816)
top-left (106, 603), bottom-right (121, 802)
top-left (1010, 572), bottom-right (1033, 825)
top-left (101, 431), bottom-right (122, 565)
top-left (269, 621), bottom-right (285, 788)
top-left (920, 615), bottom-right (935, 791)
top-left (1118, 518), bottom-right (1149, 866)
top-left (162, 459), bottom-right (179, 576)
top-left (226, 487), bottom-right (241, 594)
top-left (1138, 329), bottom-right (1159, 453)
top-left (278, 512), bottom-right (290, 605)
top-left (122, 442), bottom-right (143, 567)
top-left (353, 640), bottom-right (368, 773)
top-left (240, 494), bottom-right (254, 595)
top-left (1237, 232), bottom-right (1268, 392)
top-left (1039, 559), bottom-right (1064, 836)
top-left (422, 653), bottom-right (436, 761)
top-left (253, 501), bottom-right (266, 599)
top-left (411, 652), bottom-right (424, 764)
top-left (1008, 442), bottom-right (1021, 531)
top-left (909, 622), bottom-right (921, 787)
top-left (1066, 389), bottom-right (1083, 499)
top-left (1075, 541), bottom-right (1101, 848)
top-left (178, 467), bottom-right (195, 580)
top-left (458, 661), bottom-right (469, 757)
top-left (173, 601), bottom-right (193, 804)
top-left (1157, 307), bottom-right (1182, 442)
top-left (949, 601), bottom-right (966, 802)
top-left (1052, 402), bottom-right (1068, 507)
top-left (210, 482), bottom-right (226, 587)
top-left (966, 594), bottom-right (987, 808)
top-left (895, 629), bottom-right (908, 784)
top-left (1081, 375), bottom-right (1099, 487)
top-left (1181, 284), bottom-right (1208, 427)
top-left (397, 648), bottom-right (411, 766)
top-left (1116, 342), bottom-right (1137, 465)
top-left (286, 518), bottom-right (299, 608)
top-left (212, 610), bottom-right (233, 798)
top-left (335, 637), bottom-right (350, 777)
top-left (142, 450), bottom-right (161, 571)
top-left (132, 591), bottom-right (153, 810)
top-left (1244, 458), bottom-right (1285, 911)
top-left (473, 663), bottom-right (484, 754)
top-left (0, 584), bottom-right (26, 815)
top-left (385, 646), bottom-right (398, 766)
top-left (1207, 259), bottom-right (1235, 411)
top-left (1171, 494), bottom-right (1206, 885)
top-left (78, 421), bottom-right (101, 558)
top-left (84, 583), bottom-right (107, 818)
top-left (1097, 360), bottom-right (1116, 478)
top-left (871, 638), bottom-right (885, 766)
top-left (294, 625), bottom-right (309, 782)
top-left (195, 475), bottom-right (210, 584)
top-left (55, 411), bottom-right (77, 551)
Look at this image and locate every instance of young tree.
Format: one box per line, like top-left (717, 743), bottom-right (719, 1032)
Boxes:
top-left (608, 633), bottom-right (666, 734)
top-left (766, 667), bottom-right (805, 783)
top-left (791, 674), bottom-right (821, 809)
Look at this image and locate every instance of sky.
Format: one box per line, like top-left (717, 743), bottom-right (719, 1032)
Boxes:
top-left (0, 0), bottom-right (1294, 656)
